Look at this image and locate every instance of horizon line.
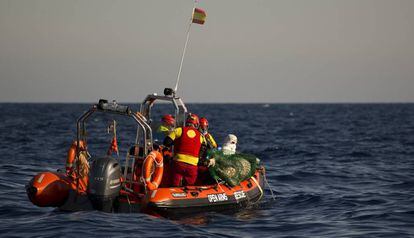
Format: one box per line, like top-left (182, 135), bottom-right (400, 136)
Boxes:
top-left (1, 101), bottom-right (413, 104)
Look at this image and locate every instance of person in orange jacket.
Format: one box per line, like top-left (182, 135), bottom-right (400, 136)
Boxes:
top-left (163, 113), bottom-right (206, 187)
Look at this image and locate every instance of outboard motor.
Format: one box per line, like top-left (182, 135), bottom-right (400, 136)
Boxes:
top-left (88, 156), bottom-right (121, 212)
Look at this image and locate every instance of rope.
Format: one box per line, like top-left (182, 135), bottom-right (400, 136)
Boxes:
top-left (140, 176), bottom-right (147, 194)
top-left (263, 171), bottom-right (276, 200)
top-left (75, 153), bottom-right (80, 193)
top-left (215, 178), bottom-right (225, 193)
top-left (77, 151), bottom-right (90, 178)
top-left (141, 154), bottom-right (151, 194)
top-left (250, 176), bottom-right (263, 204)
top-left (126, 192), bottom-right (132, 213)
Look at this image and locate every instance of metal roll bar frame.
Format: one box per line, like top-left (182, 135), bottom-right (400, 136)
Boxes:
top-left (73, 101), bottom-right (152, 188)
top-left (140, 94), bottom-right (188, 128)
top-left (71, 91), bottom-right (189, 191)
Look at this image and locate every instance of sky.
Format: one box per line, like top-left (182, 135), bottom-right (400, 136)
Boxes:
top-left (0, 0), bottom-right (413, 103)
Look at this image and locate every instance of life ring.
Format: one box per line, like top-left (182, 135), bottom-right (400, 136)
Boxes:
top-left (66, 140), bottom-right (86, 175)
top-left (142, 150), bottom-right (164, 191)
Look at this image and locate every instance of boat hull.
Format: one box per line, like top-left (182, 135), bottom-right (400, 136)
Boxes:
top-left (141, 170), bottom-right (265, 218)
top-left (28, 169), bottom-right (266, 217)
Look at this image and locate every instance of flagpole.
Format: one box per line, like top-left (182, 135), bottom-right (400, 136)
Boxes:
top-left (174, 1), bottom-right (198, 93)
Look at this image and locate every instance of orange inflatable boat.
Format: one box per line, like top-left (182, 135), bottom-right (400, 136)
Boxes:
top-left (26, 91), bottom-right (267, 217)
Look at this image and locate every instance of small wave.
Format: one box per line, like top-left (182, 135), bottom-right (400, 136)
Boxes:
top-left (0, 181), bottom-right (25, 190)
top-left (274, 174), bottom-right (301, 182)
top-left (354, 198), bottom-right (388, 206)
top-left (286, 193), bottom-right (323, 207)
top-left (263, 146), bottom-right (281, 152)
top-left (345, 151), bottom-right (373, 158)
top-left (292, 171), bottom-right (325, 179)
top-left (349, 211), bottom-right (390, 221)
top-left (385, 180), bottom-right (414, 190)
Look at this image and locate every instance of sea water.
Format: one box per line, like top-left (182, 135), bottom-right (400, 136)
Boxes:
top-left (0, 103), bottom-right (413, 237)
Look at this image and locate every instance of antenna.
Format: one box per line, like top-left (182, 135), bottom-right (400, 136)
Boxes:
top-left (174, 0), bottom-right (199, 93)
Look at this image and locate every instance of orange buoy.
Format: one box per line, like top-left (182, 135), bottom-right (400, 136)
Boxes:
top-left (142, 150), bottom-right (164, 191)
top-left (26, 172), bottom-right (71, 207)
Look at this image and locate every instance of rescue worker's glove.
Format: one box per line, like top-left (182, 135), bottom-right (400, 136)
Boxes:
top-left (207, 158), bottom-right (215, 167)
top-left (163, 136), bottom-right (174, 148)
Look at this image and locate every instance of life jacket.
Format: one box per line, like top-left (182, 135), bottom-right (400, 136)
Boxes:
top-left (66, 140), bottom-right (89, 193)
top-left (174, 127), bottom-right (202, 158)
top-left (66, 140), bottom-right (86, 175)
top-left (70, 151), bottom-right (89, 193)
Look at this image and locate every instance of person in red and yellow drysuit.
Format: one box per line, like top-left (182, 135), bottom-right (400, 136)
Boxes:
top-left (163, 113), bottom-right (206, 187)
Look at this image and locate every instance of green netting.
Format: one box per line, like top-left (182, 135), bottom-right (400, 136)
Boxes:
top-left (208, 150), bottom-right (260, 187)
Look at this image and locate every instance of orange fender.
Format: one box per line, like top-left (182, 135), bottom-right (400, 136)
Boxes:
top-left (66, 140), bottom-right (86, 175)
top-left (26, 172), bottom-right (71, 207)
top-left (142, 150), bottom-right (164, 191)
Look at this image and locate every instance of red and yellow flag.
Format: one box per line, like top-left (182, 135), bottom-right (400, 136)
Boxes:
top-left (192, 8), bottom-right (206, 25)
top-left (107, 120), bottom-right (119, 156)
top-left (107, 136), bottom-right (118, 155)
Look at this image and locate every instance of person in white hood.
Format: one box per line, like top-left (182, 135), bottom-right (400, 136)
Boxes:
top-left (222, 134), bottom-right (238, 155)
top-left (207, 134), bottom-right (238, 167)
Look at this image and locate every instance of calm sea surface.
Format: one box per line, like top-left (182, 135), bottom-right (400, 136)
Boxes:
top-left (0, 103), bottom-right (413, 237)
